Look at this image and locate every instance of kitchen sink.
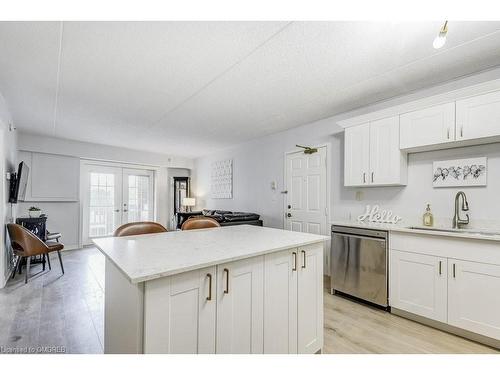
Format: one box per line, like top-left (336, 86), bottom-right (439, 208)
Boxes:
top-left (407, 226), bottom-right (500, 237)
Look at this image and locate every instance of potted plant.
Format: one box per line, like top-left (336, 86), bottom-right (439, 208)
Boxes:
top-left (28, 206), bottom-right (42, 218)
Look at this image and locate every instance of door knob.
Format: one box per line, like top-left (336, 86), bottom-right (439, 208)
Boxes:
top-left (287, 205), bottom-right (292, 209)
top-left (287, 213), bottom-right (292, 218)
top-left (114, 209), bottom-right (120, 213)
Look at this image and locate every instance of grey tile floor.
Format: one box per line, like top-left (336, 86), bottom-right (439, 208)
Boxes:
top-left (0, 247), bottom-right (104, 354)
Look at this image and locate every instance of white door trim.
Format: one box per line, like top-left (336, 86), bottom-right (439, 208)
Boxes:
top-left (282, 143), bottom-right (331, 235)
top-left (79, 159), bottom-right (158, 248)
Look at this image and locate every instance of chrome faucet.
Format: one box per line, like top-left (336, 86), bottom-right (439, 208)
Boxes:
top-left (452, 191), bottom-right (469, 229)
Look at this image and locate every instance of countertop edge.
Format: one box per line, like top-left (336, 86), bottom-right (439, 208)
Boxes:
top-left (95, 236), bottom-right (328, 284)
top-left (331, 220), bottom-right (500, 242)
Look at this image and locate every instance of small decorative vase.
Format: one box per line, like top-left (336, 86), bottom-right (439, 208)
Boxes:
top-left (29, 210), bottom-right (41, 218)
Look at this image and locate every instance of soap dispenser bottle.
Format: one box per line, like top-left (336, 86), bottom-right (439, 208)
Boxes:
top-left (423, 204), bottom-right (434, 227)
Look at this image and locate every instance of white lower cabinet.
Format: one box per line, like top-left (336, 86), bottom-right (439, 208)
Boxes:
top-left (264, 248), bottom-right (298, 353)
top-left (390, 233), bottom-right (500, 343)
top-left (216, 256), bottom-right (264, 354)
top-left (144, 246), bottom-right (324, 354)
top-left (448, 259), bottom-right (500, 340)
top-left (390, 250), bottom-right (447, 323)
top-left (144, 266), bottom-right (217, 354)
top-left (297, 245), bottom-right (324, 353)
top-left (263, 243), bottom-right (323, 354)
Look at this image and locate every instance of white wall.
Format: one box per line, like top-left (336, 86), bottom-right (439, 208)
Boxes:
top-left (0, 93), bottom-right (18, 287)
top-left (19, 132), bottom-right (194, 169)
top-left (193, 68), bottom-right (500, 231)
top-left (17, 133), bottom-right (195, 249)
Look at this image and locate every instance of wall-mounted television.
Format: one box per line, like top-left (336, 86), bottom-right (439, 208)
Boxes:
top-left (9, 161), bottom-right (29, 203)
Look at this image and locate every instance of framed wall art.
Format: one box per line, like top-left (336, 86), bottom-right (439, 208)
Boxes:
top-left (211, 159), bottom-right (233, 198)
top-left (432, 157), bottom-right (487, 187)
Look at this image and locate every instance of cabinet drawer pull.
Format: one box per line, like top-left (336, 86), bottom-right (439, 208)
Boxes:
top-left (371, 172), bottom-right (374, 183)
top-left (460, 126), bottom-right (463, 138)
top-left (301, 250), bottom-right (306, 269)
top-left (447, 128), bottom-right (450, 139)
top-left (292, 252), bottom-right (297, 271)
top-left (363, 172), bottom-right (366, 183)
top-left (453, 263), bottom-right (456, 278)
top-left (438, 261), bottom-right (442, 275)
top-left (223, 268), bottom-right (229, 294)
top-left (206, 273), bottom-right (212, 301)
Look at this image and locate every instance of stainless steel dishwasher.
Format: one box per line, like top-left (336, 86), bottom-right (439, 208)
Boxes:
top-left (330, 225), bottom-right (388, 307)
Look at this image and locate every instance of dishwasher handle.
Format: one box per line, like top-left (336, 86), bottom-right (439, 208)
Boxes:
top-left (332, 232), bottom-right (387, 242)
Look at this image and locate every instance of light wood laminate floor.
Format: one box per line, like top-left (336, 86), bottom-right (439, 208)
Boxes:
top-left (0, 248), bottom-right (497, 354)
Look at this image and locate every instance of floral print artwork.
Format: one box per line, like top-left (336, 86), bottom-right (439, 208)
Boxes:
top-left (433, 158), bottom-right (487, 187)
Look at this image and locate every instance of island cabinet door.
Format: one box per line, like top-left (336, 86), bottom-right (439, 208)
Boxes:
top-left (389, 250), bottom-right (447, 323)
top-left (448, 259), bottom-right (500, 340)
top-left (216, 256), bottom-right (264, 354)
top-left (297, 243), bottom-right (324, 354)
top-left (263, 248), bottom-right (298, 354)
top-left (143, 266), bottom-right (217, 354)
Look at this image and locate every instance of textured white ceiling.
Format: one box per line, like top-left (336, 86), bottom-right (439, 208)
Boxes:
top-left (1, 21), bottom-right (500, 157)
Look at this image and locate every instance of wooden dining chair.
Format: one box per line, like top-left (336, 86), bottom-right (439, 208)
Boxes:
top-left (114, 221), bottom-right (168, 237)
top-left (7, 223), bottom-right (65, 283)
top-left (181, 217), bottom-right (221, 230)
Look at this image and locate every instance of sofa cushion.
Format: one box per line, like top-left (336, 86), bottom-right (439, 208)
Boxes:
top-left (223, 213), bottom-right (260, 222)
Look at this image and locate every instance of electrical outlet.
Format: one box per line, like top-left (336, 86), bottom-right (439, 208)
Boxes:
top-left (355, 191), bottom-right (364, 201)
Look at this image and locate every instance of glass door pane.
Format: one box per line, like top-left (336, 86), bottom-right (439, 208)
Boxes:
top-left (123, 169), bottom-right (154, 224)
top-left (89, 172), bottom-right (117, 237)
top-left (82, 164), bottom-right (122, 244)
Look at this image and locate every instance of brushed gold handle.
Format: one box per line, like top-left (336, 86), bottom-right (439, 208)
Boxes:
top-left (301, 250), bottom-right (306, 269)
top-left (292, 252), bottom-right (297, 271)
top-left (206, 273), bottom-right (212, 301)
top-left (453, 263), bottom-right (456, 278)
top-left (223, 268), bottom-right (229, 294)
top-left (438, 261), bottom-right (442, 275)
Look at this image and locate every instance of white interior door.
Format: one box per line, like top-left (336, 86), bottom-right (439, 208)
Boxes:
top-left (82, 164), bottom-right (155, 245)
top-left (285, 146), bottom-right (327, 235)
top-left (122, 168), bottom-right (154, 224)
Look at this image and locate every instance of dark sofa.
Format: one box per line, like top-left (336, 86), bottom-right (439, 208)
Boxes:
top-left (176, 210), bottom-right (263, 229)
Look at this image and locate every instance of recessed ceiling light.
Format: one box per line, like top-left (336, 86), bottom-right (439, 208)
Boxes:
top-left (433, 21), bottom-right (448, 49)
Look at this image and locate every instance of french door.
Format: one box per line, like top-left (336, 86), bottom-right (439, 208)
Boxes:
top-left (82, 163), bottom-right (155, 245)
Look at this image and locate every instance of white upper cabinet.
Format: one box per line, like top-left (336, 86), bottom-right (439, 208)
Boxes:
top-left (344, 123), bottom-right (370, 186)
top-left (400, 103), bottom-right (456, 150)
top-left (456, 90), bottom-right (500, 141)
top-left (344, 116), bottom-right (407, 187)
top-left (340, 80), bottom-right (500, 155)
top-left (369, 116), bottom-right (406, 185)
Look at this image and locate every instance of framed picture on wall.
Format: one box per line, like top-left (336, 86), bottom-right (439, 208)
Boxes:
top-left (210, 159), bottom-right (233, 199)
top-left (432, 157), bottom-right (487, 187)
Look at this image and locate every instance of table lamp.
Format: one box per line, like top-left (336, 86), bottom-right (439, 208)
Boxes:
top-left (182, 197), bottom-right (196, 212)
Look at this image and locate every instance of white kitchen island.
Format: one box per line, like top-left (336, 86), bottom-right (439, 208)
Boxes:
top-left (93, 225), bottom-right (329, 354)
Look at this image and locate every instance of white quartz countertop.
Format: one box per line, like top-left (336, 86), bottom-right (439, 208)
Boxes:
top-left (93, 225), bottom-right (329, 283)
top-left (331, 220), bottom-right (500, 242)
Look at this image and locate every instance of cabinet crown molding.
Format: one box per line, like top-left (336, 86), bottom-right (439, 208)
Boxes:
top-left (337, 78), bottom-right (500, 129)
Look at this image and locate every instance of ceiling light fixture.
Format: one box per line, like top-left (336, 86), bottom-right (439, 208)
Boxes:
top-left (433, 21), bottom-right (448, 49)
